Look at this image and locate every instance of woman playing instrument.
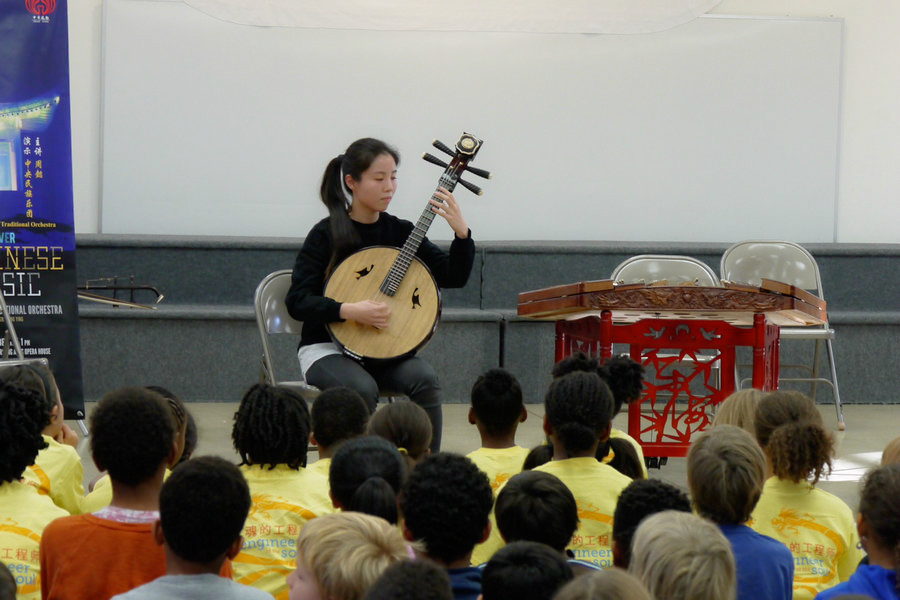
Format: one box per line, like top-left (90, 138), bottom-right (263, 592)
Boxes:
top-left (285, 138), bottom-right (475, 452)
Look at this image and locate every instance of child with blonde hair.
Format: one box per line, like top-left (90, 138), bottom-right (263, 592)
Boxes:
top-left (750, 391), bottom-right (864, 600)
top-left (287, 512), bottom-right (410, 600)
top-left (554, 569), bottom-right (653, 600)
top-left (712, 388), bottom-right (765, 435)
top-left (629, 510), bottom-right (736, 600)
top-left (688, 425), bottom-right (793, 600)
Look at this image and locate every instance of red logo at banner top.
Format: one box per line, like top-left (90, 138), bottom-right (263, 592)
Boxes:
top-left (25, 0), bottom-right (57, 17)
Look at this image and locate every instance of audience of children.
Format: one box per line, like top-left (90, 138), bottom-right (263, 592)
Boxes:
top-left (595, 354), bottom-right (648, 476)
top-left (465, 368), bottom-right (530, 492)
top-left (610, 478), bottom-right (692, 569)
top-left (17, 355), bottom-right (900, 600)
top-left (307, 387), bottom-right (370, 479)
top-left (110, 456), bottom-right (272, 599)
top-left (480, 541), bottom-right (573, 600)
top-left (750, 390), bottom-right (864, 600)
top-left (230, 384), bottom-right (334, 599)
top-left (815, 464), bottom-right (900, 600)
top-left (366, 401), bottom-right (433, 470)
top-left (5, 363), bottom-right (86, 516)
top-left (361, 559), bottom-right (452, 600)
top-left (0, 377), bottom-right (69, 600)
top-left (687, 425), bottom-right (794, 600)
top-left (554, 568), bottom-right (653, 600)
top-left (287, 512), bottom-right (409, 600)
top-left (40, 387), bottom-right (193, 600)
top-left (629, 510), bottom-right (737, 600)
top-left (399, 453), bottom-right (493, 600)
top-left (329, 436), bottom-right (406, 524)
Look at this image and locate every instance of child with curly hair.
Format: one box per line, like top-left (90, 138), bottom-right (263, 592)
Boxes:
top-left (750, 391), bottom-right (864, 600)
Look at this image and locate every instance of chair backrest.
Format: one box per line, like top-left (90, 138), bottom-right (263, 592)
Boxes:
top-left (720, 240), bottom-right (823, 297)
top-left (254, 270), bottom-right (303, 384)
top-left (611, 254), bottom-right (721, 287)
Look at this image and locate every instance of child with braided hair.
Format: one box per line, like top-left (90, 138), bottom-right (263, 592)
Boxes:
top-left (750, 391), bottom-right (864, 600)
top-left (231, 384), bottom-right (335, 599)
top-left (816, 464), bottom-right (900, 600)
top-left (0, 378), bottom-right (68, 600)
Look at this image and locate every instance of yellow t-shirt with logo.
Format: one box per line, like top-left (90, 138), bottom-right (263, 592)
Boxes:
top-left (749, 477), bottom-right (864, 600)
top-left (471, 456), bottom-right (632, 568)
top-left (234, 464), bottom-right (335, 600)
top-left (305, 457), bottom-right (331, 480)
top-left (466, 446), bottom-right (530, 494)
top-left (0, 480), bottom-right (69, 600)
top-left (23, 435), bottom-right (85, 515)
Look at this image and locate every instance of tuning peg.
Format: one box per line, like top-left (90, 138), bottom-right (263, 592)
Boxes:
top-left (457, 178), bottom-right (483, 196)
top-left (465, 165), bottom-right (491, 180)
top-left (432, 139), bottom-right (455, 157)
top-left (422, 153), bottom-right (449, 169)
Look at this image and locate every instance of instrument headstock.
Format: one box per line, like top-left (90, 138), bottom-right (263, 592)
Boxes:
top-left (422, 132), bottom-right (490, 196)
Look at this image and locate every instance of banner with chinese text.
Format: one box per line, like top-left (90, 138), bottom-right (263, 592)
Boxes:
top-left (1, 0), bottom-right (84, 417)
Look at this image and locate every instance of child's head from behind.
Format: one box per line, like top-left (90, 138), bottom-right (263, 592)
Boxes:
top-left (399, 453), bottom-right (493, 566)
top-left (495, 470), bottom-right (578, 553)
top-left (712, 388), bottom-right (764, 435)
top-left (232, 383), bottom-right (310, 470)
top-left (289, 512), bottom-right (409, 600)
top-left (688, 425), bottom-right (766, 525)
top-left (311, 387), bottom-right (370, 454)
top-left (0, 363), bottom-right (59, 435)
top-left (544, 370), bottom-right (614, 457)
top-left (611, 478), bottom-right (691, 569)
top-left (882, 436), bottom-right (900, 466)
top-left (0, 560), bottom-right (15, 600)
top-left (629, 511), bottom-right (736, 600)
top-left (554, 569), bottom-right (653, 600)
top-left (367, 402), bottom-right (432, 467)
top-left (857, 464), bottom-right (900, 572)
top-left (755, 391), bottom-right (833, 484)
top-left (0, 379), bottom-right (49, 482)
top-left (91, 387), bottom-right (175, 486)
top-left (481, 541), bottom-right (573, 600)
top-left (330, 436), bottom-right (406, 524)
top-left (159, 455), bottom-right (251, 566)
top-left (469, 368), bottom-right (525, 438)
top-left (362, 559), bottom-right (451, 600)
top-left (598, 354), bottom-right (645, 416)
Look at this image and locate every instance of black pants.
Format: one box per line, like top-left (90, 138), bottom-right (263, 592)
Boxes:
top-left (305, 354), bottom-right (443, 452)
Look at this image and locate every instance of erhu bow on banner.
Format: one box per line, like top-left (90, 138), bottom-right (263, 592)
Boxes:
top-left (324, 132), bottom-right (491, 361)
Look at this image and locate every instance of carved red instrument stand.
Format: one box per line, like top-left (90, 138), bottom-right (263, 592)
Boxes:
top-left (555, 311), bottom-right (780, 458)
top-left (518, 279), bottom-right (826, 459)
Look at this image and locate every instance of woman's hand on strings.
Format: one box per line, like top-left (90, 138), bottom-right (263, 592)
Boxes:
top-left (340, 300), bottom-right (391, 329)
top-left (430, 187), bottom-right (469, 239)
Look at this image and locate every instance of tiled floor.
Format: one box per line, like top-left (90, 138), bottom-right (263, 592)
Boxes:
top-left (74, 401), bottom-right (896, 511)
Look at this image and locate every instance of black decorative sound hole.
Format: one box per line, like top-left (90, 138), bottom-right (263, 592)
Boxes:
top-left (355, 264), bottom-right (375, 280)
top-left (411, 288), bottom-right (421, 309)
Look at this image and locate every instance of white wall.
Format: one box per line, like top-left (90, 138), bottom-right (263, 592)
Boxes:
top-left (67, 0), bottom-right (900, 242)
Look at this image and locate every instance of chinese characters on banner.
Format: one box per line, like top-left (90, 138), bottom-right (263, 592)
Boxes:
top-left (0, 0), bottom-right (85, 418)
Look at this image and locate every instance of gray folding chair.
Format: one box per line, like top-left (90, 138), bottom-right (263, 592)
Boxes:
top-left (720, 240), bottom-right (844, 430)
top-left (612, 254), bottom-right (721, 287)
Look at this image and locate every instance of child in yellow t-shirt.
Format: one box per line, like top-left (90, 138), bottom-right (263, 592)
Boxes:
top-left (306, 387), bottom-right (370, 480)
top-left (231, 384), bottom-right (334, 600)
top-left (466, 368), bottom-right (530, 493)
top-left (5, 363), bottom-right (86, 515)
top-left (749, 391), bottom-right (864, 600)
top-left (0, 375), bottom-right (70, 600)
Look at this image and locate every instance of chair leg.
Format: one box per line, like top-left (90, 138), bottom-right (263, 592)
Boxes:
top-left (825, 338), bottom-right (845, 431)
top-left (810, 339), bottom-right (822, 400)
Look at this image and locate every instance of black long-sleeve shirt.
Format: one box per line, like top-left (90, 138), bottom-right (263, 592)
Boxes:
top-left (285, 214), bottom-right (475, 348)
